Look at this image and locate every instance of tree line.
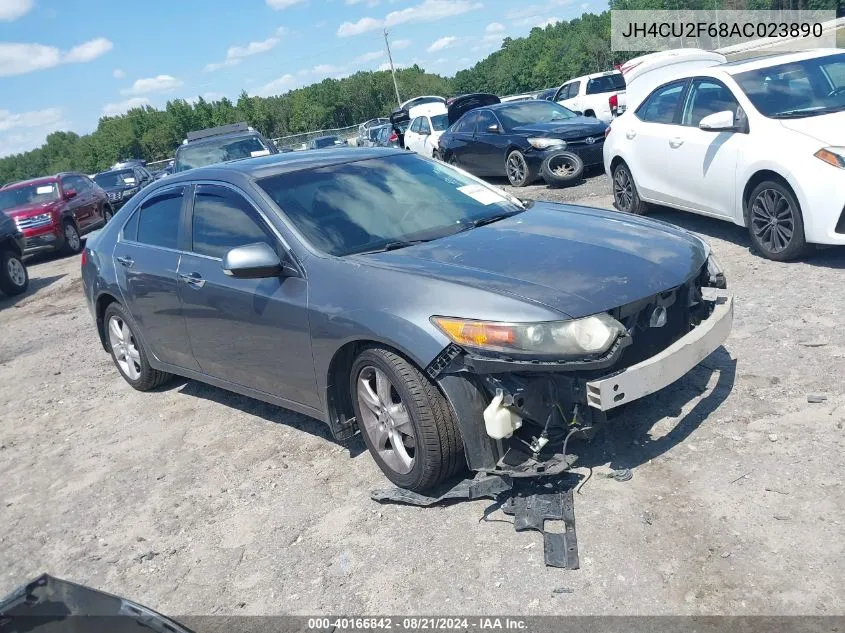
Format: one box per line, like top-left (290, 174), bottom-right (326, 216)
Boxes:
top-left (1, 0), bottom-right (840, 183)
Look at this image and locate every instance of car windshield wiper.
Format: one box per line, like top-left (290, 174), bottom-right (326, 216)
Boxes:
top-left (351, 239), bottom-right (434, 255)
top-left (772, 106), bottom-right (843, 118)
top-left (459, 209), bottom-right (525, 231)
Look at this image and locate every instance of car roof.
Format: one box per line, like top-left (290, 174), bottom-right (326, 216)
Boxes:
top-left (1, 174), bottom-right (66, 190)
top-left (719, 48), bottom-right (842, 74)
top-left (177, 130), bottom-right (261, 150)
top-left (163, 147), bottom-right (403, 183)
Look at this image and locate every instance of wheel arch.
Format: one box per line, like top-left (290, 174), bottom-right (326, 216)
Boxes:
top-left (0, 236), bottom-right (22, 258)
top-left (94, 291), bottom-right (120, 351)
top-left (741, 169), bottom-right (799, 228)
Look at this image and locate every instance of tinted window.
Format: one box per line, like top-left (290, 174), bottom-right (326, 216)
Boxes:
top-left (136, 189), bottom-right (184, 249)
top-left (637, 81), bottom-right (687, 124)
top-left (94, 170), bottom-right (136, 188)
top-left (452, 113), bottom-right (475, 134)
top-left (733, 52), bottom-right (845, 118)
top-left (121, 209), bottom-right (139, 241)
top-left (682, 79), bottom-right (739, 126)
top-left (495, 101), bottom-right (577, 130)
top-left (175, 135), bottom-right (269, 172)
top-left (419, 118), bottom-right (431, 134)
top-left (191, 185), bottom-right (275, 259)
top-left (586, 73), bottom-right (625, 95)
top-left (475, 110), bottom-right (498, 132)
top-left (259, 153), bottom-right (525, 257)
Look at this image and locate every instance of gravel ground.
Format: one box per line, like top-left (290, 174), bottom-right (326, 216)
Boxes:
top-left (1, 171), bottom-right (844, 617)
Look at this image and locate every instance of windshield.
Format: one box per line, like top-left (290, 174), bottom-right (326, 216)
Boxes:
top-left (586, 73), bottom-right (625, 95)
top-left (431, 114), bottom-right (449, 131)
top-left (495, 101), bottom-right (577, 129)
top-left (313, 137), bottom-right (342, 148)
top-left (175, 135), bottom-right (269, 172)
top-left (258, 153), bottom-right (524, 256)
top-left (94, 169), bottom-right (136, 188)
top-left (733, 53), bottom-right (845, 118)
top-left (0, 183), bottom-right (60, 211)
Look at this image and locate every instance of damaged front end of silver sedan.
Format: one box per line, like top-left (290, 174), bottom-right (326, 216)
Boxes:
top-left (426, 258), bottom-right (732, 479)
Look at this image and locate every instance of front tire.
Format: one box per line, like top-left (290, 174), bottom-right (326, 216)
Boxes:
top-left (104, 302), bottom-right (172, 391)
top-left (612, 161), bottom-right (648, 215)
top-left (0, 249), bottom-right (28, 296)
top-left (506, 150), bottom-right (536, 187)
top-left (103, 206), bottom-right (114, 224)
top-left (747, 180), bottom-right (809, 261)
top-left (350, 347), bottom-right (464, 491)
top-left (541, 151), bottom-right (584, 188)
top-left (60, 220), bottom-right (82, 255)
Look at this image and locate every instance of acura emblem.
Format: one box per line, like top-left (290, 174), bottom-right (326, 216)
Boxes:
top-left (585, 136), bottom-right (596, 145)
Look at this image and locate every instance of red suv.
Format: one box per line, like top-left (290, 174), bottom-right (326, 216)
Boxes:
top-left (0, 172), bottom-right (113, 256)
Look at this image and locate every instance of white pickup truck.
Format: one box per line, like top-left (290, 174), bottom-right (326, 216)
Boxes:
top-left (553, 70), bottom-right (626, 122)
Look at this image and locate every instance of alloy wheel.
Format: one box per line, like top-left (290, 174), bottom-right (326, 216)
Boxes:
top-left (7, 257), bottom-right (26, 288)
top-left (613, 167), bottom-right (633, 211)
top-left (549, 154), bottom-right (577, 177)
top-left (65, 224), bottom-right (81, 251)
top-left (506, 153), bottom-right (527, 185)
top-left (108, 315), bottom-right (142, 381)
top-left (750, 188), bottom-right (794, 254)
top-left (356, 366), bottom-right (416, 474)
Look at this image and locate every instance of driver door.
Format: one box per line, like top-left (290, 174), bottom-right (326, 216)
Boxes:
top-left (471, 110), bottom-right (508, 176)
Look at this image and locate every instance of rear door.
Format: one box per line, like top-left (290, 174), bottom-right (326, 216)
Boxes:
top-left (177, 183), bottom-right (317, 408)
top-left (405, 117), bottom-right (423, 154)
top-left (624, 79), bottom-right (690, 206)
top-left (112, 186), bottom-right (199, 371)
top-left (61, 175), bottom-right (97, 230)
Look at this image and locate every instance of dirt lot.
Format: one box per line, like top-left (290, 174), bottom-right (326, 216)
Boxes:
top-left (1, 170), bottom-right (844, 616)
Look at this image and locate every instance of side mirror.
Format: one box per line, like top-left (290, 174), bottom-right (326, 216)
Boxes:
top-left (573, 110), bottom-right (584, 116)
top-left (486, 123), bottom-right (500, 134)
top-left (64, 189), bottom-right (77, 200)
top-left (222, 242), bottom-right (295, 279)
top-left (699, 110), bottom-right (736, 132)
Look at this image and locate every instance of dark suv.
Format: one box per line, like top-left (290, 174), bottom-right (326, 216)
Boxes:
top-left (94, 165), bottom-right (154, 211)
top-left (174, 122), bottom-right (278, 173)
top-left (0, 173), bottom-right (112, 255)
top-left (0, 211), bottom-right (28, 296)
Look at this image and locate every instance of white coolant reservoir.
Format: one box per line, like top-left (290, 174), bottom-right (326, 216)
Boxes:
top-left (483, 390), bottom-right (523, 440)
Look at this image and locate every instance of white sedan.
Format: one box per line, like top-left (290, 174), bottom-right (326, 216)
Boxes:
top-left (604, 48), bottom-right (845, 261)
top-left (404, 111), bottom-right (450, 159)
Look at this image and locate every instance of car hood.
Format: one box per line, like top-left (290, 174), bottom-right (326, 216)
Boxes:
top-left (101, 184), bottom-right (136, 193)
top-left (778, 110), bottom-right (845, 144)
top-left (511, 119), bottom-right (608, 139)
top-left (362, 202), bottom-right (708, 319)
top-left (2, 201), bottom-right (60, 219)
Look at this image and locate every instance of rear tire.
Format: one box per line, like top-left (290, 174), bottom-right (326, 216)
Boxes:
top-left (611, 161), bottom-right (648, 215)
top-left (350, 347), bottom-right (465, 491)
top-left (104, 302), bottom-right (172, 391)
top-left (747, 180), bottom-right (809, 261)
top-left (541, 151), bottom-right (584, 188)
top-left (0, 249), bottom-right (28, 296)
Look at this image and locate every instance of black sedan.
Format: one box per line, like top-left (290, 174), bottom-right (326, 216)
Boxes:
top-left (93, 166), bottom-right (153, 209)
top-left (438, 95), bottom-right (608, 187)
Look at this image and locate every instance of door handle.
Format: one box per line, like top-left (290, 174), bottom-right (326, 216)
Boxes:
top-left (669, 137), bottom-right (684, 148)
top-left (116, 255), bottom-right (134, 268)
top-left (626, 130), bottom-right (637, 139)
top-left (178, 272), bottom-right (206, 288)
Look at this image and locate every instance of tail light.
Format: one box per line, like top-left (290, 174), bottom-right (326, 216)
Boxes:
top-left (80, 248), bottom-right (87, 267)
top-left (609, 94), bottom-right (618, 112)
top-left (388, 132), bottom-right (398, 142)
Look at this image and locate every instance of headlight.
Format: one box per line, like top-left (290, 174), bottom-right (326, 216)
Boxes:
top-left (706, 254), bottom-right (727, 289)
top-left (814, 147), bottom-right (845, 169)
top-left (527, 137), bottom-right (567, 150)
top-left (431, 313), bottom-right (625, 358)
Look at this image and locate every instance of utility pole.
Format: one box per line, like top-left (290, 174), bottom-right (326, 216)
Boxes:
top-left (384, 28), bottom-right (402, 106)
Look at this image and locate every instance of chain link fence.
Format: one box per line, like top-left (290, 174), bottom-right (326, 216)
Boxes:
top-left (272, 123), bottom-right (360, 150)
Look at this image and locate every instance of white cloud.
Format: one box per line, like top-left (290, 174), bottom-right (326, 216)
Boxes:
top-left (580, 2), bottom-right (589, 7)
top-left (256, 73), bottom-right (296, 96)
top-left (356, 50), bottom-right (384, 63)
top-left (0, 0), bottom-right (33, 21)
top-left (121, 75), bottom-right (183, 96)
top-left (536, 17), bottom-right (560, 28)
top-left (205, 36), bottom-right (280, 71)
top-left (266, 0), bottom-right (306, 8)
top-left (0, 37), bottom-right (113, 77)
top-left (113, 68), bottom-right (125, 79)
top-left (63, 37), bottom-right (113, 63)
top-left (337, 0), bottom-right (481, 36)
top-left (377, 61), bottom-right (406, 71)
top-left (202, 91), bottom-right (226, 101)
top-left (0, 106), bottom-right (66, 158)
top-left (426, 36), bottom-right (456, 53)
top-left (392, 38), bottom-right (411, 49)
top-left (102, 97), bottom-right (151, 117)
top-left (485, 22), bottom-right (504, 33)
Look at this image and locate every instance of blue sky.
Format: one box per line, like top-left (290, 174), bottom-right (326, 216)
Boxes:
top-left (0, 0), bottom-right (601, 157)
